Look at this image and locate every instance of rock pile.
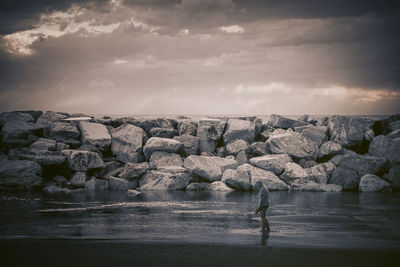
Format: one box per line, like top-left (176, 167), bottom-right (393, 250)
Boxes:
top-left (0, 111), bottom-right (399, 193)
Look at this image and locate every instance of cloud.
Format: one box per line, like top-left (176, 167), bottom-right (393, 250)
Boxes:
top-left (219, 25), bottom-right (244, 34)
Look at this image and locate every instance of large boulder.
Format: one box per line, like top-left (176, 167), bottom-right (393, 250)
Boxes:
top-left (221, 168), bottom-right (251, 191)
top-left (249, 154), bottom-right (292, 175)
top-left (61, 149), bottom-right (104, 172)
top-left (178, 120), bottom-right (197, 136)
top-left (267, 114), bottom-right (310, 130)
top-left (304, 162), bottom-right (335, 184)
top-left (149, 127), bottom-right (178, 138)
top-left (48, 122), bottom-right (81, 147)
top-left (70, 172), bottom-right (88, 188)
top-left (197, 118), bottom-right (226, 153)
top-left (1, 120), bottom-right (43, 147)
top-left (143, 137), bottom-right (182, 160)
top-left (237, 164), bottom-right (288, 190)
top-left (359, 174), bottom-right (391, 192)
top-left (0, 112), bottom-right (34, 127)
top-left (9, 148), bottom-right (66, 166)
top-left (79, 122), bottom-right (111, 151)
top-left (318, 141), bottom-right (342, 159)
top-left (226, 139), bottom-right (250, 156)
top-left (0, 159), bottom-right (42, 190)
top-left (266, 130), bottom-right (318, 159)
top-left (111, 124), bottom-right (147, 163)
top-left (30, 138), bottom-right (57, 151)
top-left (186, 182), bottom-right (209, 191)
top-left (328, 115), bottom-right (375, 148)
top-left (383, 164), bottom-right (400, 190)
top-left (223, 119), bottom-right (255, 145)
top-left (36, 111), bottom-right (69, 126)
top-left (173, 134), bottom-right (199, 156)
top-left (280, 162), bottom-right (307, 185)
top-left (291, 179), bottom-right (342, 192)
top-left (139, 170), bottom-right (194, 190)
top-left (133, 118), bottom-right (175, 135)
top-left (149, 151), bottom-right (183, 169)
top-left (183, 155), bottom-right (237, 182)
top-left (119, 162), bottom-right (149, 179)
top-left (108, 177), bottom-right (129, 191)
top-left (329, 153), bottom-right (386, 190)
top-left (249, 142), bottom-right (269, 156)
top-left (207, 181), bottom-right (234, 191)
top-left (300, 126), bottom-right (327, 147)
top-left (85, 178), bottom-right (108, 191)
top-left (368, 135), bottom-right (400, 164)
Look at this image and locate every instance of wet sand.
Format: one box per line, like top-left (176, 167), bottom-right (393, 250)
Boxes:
top-left (1, 239), bottom-right (400, 267)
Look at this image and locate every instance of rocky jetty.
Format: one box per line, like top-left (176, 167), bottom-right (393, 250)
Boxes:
top-left (0, 111), bottom-right (399, 193)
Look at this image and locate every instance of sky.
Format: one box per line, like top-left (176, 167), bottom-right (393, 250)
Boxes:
top-left (0, 0), bottom-right (399, 115)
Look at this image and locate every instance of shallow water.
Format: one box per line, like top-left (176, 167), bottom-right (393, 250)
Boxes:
top-left (1, 191), bottom-right (400, 250)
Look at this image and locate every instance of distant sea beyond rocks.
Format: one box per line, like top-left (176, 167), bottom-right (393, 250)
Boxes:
top-left (0, 111), bottom-right (399, 194)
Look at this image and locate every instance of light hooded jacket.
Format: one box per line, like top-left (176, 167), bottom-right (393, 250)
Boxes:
top-left (257, 186), bottom-right (270, 210)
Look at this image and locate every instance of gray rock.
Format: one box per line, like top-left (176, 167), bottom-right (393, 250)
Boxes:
top-left (2, 120), bottom-right (43, 147)
top-left (56, 143), bottom-right (70, 151)
top-left (109, 176), bottom-right (129, 191)
top-left (280, 162), bottom-right (307, 184)
top-left (111, 124), bottom-right (147, 163)
top-left (300, 126), bottom-right (327, 147)
top-left (134, 118), bottom-right (174, 135)
top-left (291, 179), bottom-right (342, 192)
top-left (223, 119), bottom-right (255, 145)
top-left (101, 167), bottom-right (123, 179)
top-left (250, 142), bottom-right (269, 156)
top-left (226, 139), bottom-right (250, 155)
top-left (9, 148), bottom-right (66, 166)
top-left (0, 112), bottom-right (34, 127)
top-left (305, 162), bottom-right (335, 184)
top-left (62, 149), bottom-right (104, 172)
top-left (328, 115), bottom-right (375, 147)
top-left (70, 172), bottom-right (88, 188)
top-left (43, 184), bottom-right (71, 194)
top-left (359, 174), bottom-right (391, 192)
top-left (364, 128), bottom-right (375, 142)
top-left (178, 120), bottom-right (197, 136)
top-left (143, 137), bottom-right (182, 160)
top-left (318, 141), bottom-right (342, 159)
top-left (173, 134), bottom-right (199, 156)
top-left (183, 155), bottom-right (237, 182)
top-left (37, 111), bottom-right (69, 126)
top-left (149, 151), bottom-right (183, 169)
top-left (49, 122), bottom-right (80, 147)
top-left (267, 114), bottom-right (311, 130)
top-left (85, 178), bottom-right (108, 191)
top-left (249, 154), bottom-right (292, 175)
top-left (237, 164), bottom-right (288, 191)
top-left (119, 162), bottom-right (149, 179)
top-left (79, 122), bottom-right (111, 151)
top-left (0, 159), bottom-right (42, 190)
top-left (207, 181), bottom-right (234, 191)
top-left (294, 125), bottom-right (313, 133)
top-left (186, 182), bottom-right (209, 191)
top-left (389, 120), bottom-right (400, 131)
top-left (78, 144), bottom-right (102, 157)
top-left (235, 150), bottom-right (249, 165)
top-left (254, 118), bottom-right (263, 139)
top-left (387, 129), bottom-right (400, 139)
top-left (53, 175), bottom-right (68, 186)
top-left (127, 189), bottom-right (141, 197)
top-left (221, 169), bottom-right (251, 190)
top-left (383, 164), bottom-right (400, 190)
top-left (149, 127), bottom-right (178, 138)
top-left (266, 130), bottom-right (318, 159)
top-left (297, 158), bottom-right (318, 169)
top-left (30, 138), bottom-right (56, 151)
top-left (368, 135), bottom-right (400, 164)
top-left (139, 170), bottom-right (194, 190)
top-left (197, 118), bottom-right (226, 153)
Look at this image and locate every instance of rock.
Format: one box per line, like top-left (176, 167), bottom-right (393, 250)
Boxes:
top-left (280, 162), bottom-right (307, 184)
top-left (254, 118), bottom-right (263, 139)
top-left (235, 150), bottom-right (249, 165)
top-left (329, 153), bottom-right (387, 190)
top-left (328, 115), bottom-right (375, 147)
top-left (79, 122), bottom-right (111, 151)
top-left (149, 127), bottom-right (178, 138)
top-left (78, 144), bottom-right (102, 156)
top-left (53, 175), bottom-right (68, 186)
top-left (173, 134), bottom-right (199, 156)
top-left (0, 112), bottom-right (34, 127)
top-left (127, 189), bottom-right (141, 197)
top-left (186, 182), bottom-right (210, 191)
top-left (1, 120), bottom-right (43, 148)
top-left (139, 170), bottom-right (194, 190)
top-left (43, 184), bottom-right (71, 194)
top-left (221, 169), bottom-right (251, 190)
top-left (207, 181), bottom-right (234, 191)
top-left (119, 162), bottom-right (149, 179)
top-left (300, 126), bottom-right (327, 147)
top-left (318, 141), bottom-right (342, 159)
top-left (61, 150), bottom-right (104, 172)
top-left (359, 174), bottom-right (391, 192)
top-left (9, 148), bottom-right (66, 166)
top-left (70, 172), bottom-right (88, 188)
top-left (134, 118), bottom-right (174, 135)
top-left (237, 164), bottom-right (288, 190)
top-left (49, 122), bottom-right (81, 147)
top-left (223, 119), bottom-right (255, 145)
top-left (368, 135), bottom-right (400, 164)
top-left (108, 176), bottom-right (129, 191)
top-left (267, 114), bottom-right (311, 130)
top-left (364, 128), bottom-right (375, 142)
top-left (101, 167), bottom-right (123, 179)
top-left (259, 125), bottom-right (275, 142)
top-left (297, 158), bottom-right (318, 169)
top-left (266, 130), bottom-right (318, 159)
top-left (305, 162), bottom-right (335, 184)
top-left (149, 151), bottom-right (183, 169)
top-left (0, 159), bottom-right (42, 190)
top-left (36, 111), bottom-right (69, 126)
top-left (249, 154), bottom-right (292, 175)
top-left (387, 129), bottom-right (400, 139)
top-left (30, 138), bottom-right (56, 151)
top-left (56, 143), bottom-right (70, 151)
top-left (389, 120), bottom-right (400, 131)
top-left (143, 137), bottom-right (182, 160)
top-left (249, 142), bottom-right (269, 156)
top-left (294, 125), bottom-right (313, 133)
top-left (226, 139), bottom-right (250, 156)
top-left (197, 118), bottom-right (226, 153)
top-left (178, 120), bottom-right (197, 136)
top-left (383, 165), bottom-right (400, 190)
top-left (85, 178), bottom-right (108, 191)
top-left (183, 155), bottom-right (237, 182)
top-left (111, 124), bottom-right (147, 163)
top-left (291, 179), bottom-right (342, 192)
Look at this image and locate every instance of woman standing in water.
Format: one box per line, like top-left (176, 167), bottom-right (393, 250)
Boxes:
top-left (254, 181), bottom-right (271, 232)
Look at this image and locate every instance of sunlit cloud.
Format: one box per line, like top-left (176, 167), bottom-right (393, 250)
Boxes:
top-left (219, 25), bottom-right (244, 34)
